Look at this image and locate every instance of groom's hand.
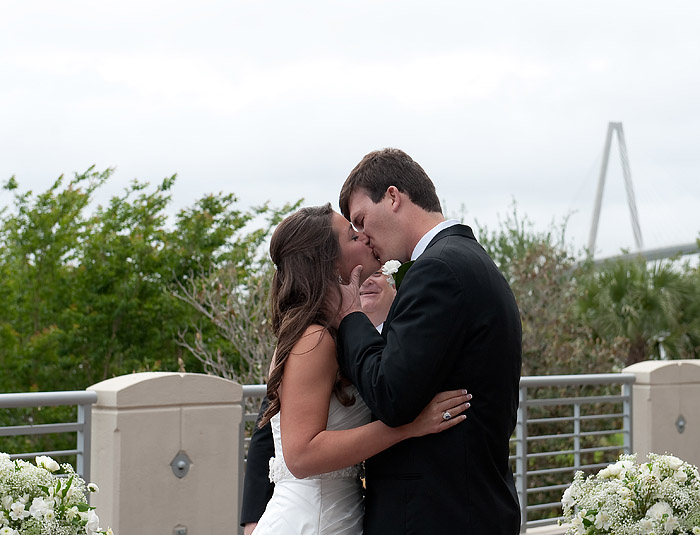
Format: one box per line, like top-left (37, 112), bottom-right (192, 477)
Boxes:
top-left (329, 264), bottom-right (364, 328)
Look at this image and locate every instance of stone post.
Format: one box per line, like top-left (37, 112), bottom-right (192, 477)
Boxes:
top-left (623, 360), bottom-right (700, 468)
top-left (88, 372), bottom-right (242, 535)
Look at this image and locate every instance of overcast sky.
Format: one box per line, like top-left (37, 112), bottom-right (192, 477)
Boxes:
top-left (1, 0), bottom-right (698, 259)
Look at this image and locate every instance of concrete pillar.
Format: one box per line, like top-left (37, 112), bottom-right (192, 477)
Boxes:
top-left (623, 360), bottom-right (700, 468)
top-left (88, 372), bottom-right (242, 535)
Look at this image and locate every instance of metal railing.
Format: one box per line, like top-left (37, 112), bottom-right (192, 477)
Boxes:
top-left (512, 373), bottom-right (635, 531)
top-left (239, 374), bottom-right (635, 532)
top-left (0, 390), bottom-right (98, 481)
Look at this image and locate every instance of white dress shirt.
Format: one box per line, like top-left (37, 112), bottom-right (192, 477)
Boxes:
top-left (410, 219), bottom-right (460, 261)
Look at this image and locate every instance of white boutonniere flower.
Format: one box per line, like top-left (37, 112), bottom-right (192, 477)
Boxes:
top-left (380, 260), bottom-right (401, 286)
top-left (380, 260), bottom-right (415, 290)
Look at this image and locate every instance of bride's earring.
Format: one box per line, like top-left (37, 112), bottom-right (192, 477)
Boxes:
top-left (338, 274), bottom-right (344, 284)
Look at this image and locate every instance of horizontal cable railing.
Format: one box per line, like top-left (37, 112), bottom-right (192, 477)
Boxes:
top-left (1, 374), bottom-right (636, 534)
top-left (0, 390), bottom-right (98, 481)
top-left (512, 373), bottom-right (635, 531)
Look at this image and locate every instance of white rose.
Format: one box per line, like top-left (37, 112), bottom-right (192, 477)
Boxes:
top-left (29, 497), bottom-right (50, 519)
top-left (35, 455), bottom-right (60, 472)
top-left (595, 511), bottom-right (611, 530)
top-left (608, 462), bottom-right (623, 477)
top-left (617, 460), bottom-right (634, 476)
top-left (380, 260), bottom-right (402, 286)
top-left (85, 509), bottom-right (101, 535)
top-left (646, 501), bottom-right (673, 521)
top-left (561, 486), bottom-right (575, 509)
top-left (674, 469), bottom-right (688, 482)
top-left (381, 260), bottom-right (401, 276)
top-left (665, 455), bottom-right (683, 470)
top-left (570, 515), bottom-right (585, 535)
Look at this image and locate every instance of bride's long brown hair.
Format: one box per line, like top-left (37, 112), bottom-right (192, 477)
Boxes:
top-left (260, 203), bottom-right (354, 427)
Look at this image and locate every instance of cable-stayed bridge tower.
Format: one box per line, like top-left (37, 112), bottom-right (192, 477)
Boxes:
top-left (588, 122), bottom-right (643, 254)
top-left (588, 122), bottom-right (699, 264)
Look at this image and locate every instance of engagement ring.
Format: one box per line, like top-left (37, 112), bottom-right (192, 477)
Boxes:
top-left (442, 411), bottom-right (452, 421)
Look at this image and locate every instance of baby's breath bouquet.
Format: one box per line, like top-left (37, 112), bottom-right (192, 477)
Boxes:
top-left (0, 452), bottom-right (111, 535)
top-left (561, 453), bottom-right (700, 535)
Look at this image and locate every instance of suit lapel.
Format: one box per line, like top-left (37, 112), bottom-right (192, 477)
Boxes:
top-left (423, 224), bottom-right (476, 252)
top-left (383, 225), bottom-right (477, 329)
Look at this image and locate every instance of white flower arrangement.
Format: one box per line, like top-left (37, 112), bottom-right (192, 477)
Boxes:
top-left (0, 452), bottom-right (112, 535)
top-left (561, 453), bottom-right (700, 535)
top-left (380, 260), bottom-right (401, 286)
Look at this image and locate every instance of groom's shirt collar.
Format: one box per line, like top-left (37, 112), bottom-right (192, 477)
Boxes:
top-left (410, 219), bottom-right (460, 260)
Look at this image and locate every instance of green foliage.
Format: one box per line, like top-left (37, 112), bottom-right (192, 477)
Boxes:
top-left (577, 255), bottom-right (700, 365)
top-left (477, 205), bottom-right (627, 375)
top-left (478, 205), bottom-right (698, 524)
top-left (0, 168), bottom-right (294, 393)
top-left (477, 204), bottom-right (699, 373)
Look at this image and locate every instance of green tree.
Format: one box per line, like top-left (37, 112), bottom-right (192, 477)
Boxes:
top-left (173, 200), bottom-right (300, 386)
top-left (0, 168), bottom-right (294, 393)
top-left (477, 205), bottom-right (626, 376)
top-left (577, 254), bottom-right (700, 366)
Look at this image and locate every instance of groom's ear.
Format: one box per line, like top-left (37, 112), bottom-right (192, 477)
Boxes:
top-left (386, 186), bottom-right (402, 213)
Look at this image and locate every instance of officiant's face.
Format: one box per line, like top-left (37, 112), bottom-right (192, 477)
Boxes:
top-left (359, 270), bottom-right (396, 317)
top-left (332, 212), bottom-right (380, 284)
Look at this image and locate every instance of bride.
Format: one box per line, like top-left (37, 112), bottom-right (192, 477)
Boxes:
top-left (252, 204), bottom-right (471, 535)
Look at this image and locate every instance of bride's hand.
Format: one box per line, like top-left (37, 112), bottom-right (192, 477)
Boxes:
top-left (328, 264), bottom-right (364, 328)
top-left (402, 389), bottom-right (472, 438)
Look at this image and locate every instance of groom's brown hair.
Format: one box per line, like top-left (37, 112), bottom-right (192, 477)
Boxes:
top-left (339, 148), bottom-right (442, 219)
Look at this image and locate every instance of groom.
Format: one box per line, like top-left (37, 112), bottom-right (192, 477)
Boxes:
top-left (333, 148), bottom-right (522, 534)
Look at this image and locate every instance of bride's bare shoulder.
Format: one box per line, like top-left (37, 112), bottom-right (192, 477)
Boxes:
top-left (290, 324), bottom-right (335, 358)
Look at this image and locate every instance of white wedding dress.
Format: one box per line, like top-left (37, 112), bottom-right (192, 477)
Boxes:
top-left (253, 386), bottom-right (371, 535)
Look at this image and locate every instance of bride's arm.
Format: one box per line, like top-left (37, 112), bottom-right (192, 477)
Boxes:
top-left (280, 326), bottom-right (469, 479)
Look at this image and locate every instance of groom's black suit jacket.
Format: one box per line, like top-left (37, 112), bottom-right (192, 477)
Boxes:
top-left (337, 224), bottom-right (522, 535)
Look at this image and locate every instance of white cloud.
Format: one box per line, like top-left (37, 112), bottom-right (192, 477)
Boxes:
top-left (1, 0), bottom-right (698, 260)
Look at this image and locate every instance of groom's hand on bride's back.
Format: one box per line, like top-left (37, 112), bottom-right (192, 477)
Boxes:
top-left (328, 264), bottom-right (364, 328)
